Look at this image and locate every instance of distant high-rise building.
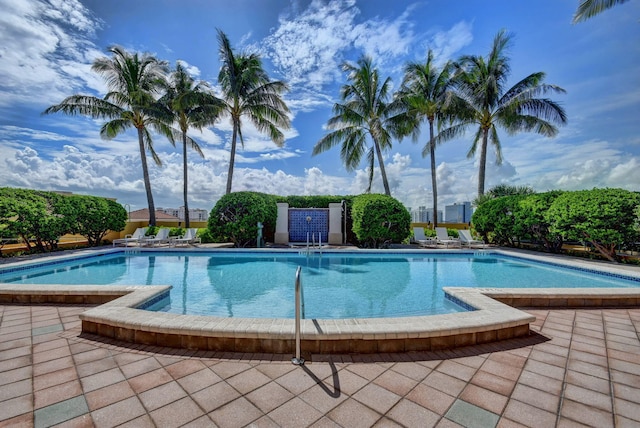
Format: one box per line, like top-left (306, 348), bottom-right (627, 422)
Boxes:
top-left (411, 206), bottom-right (442, 223)
top-left (444, 202), bottom-right (473, 223)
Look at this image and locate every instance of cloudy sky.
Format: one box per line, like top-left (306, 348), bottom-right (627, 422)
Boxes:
top-left (1, 0), bottom-right (638, 213)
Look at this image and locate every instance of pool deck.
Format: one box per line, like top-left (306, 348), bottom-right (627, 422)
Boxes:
top-left (2, 304), bottom-right (639, 427)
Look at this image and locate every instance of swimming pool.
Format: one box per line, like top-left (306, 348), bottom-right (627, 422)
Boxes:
top-left (2, 250), bottom-right (638, 319)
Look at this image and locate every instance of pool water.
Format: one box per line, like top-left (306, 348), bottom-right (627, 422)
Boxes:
top-left (1, 252), bottom-right (638, 319)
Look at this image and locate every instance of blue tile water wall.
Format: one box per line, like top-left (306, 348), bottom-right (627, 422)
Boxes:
top-left (288, 209), bottom-right (329, 243)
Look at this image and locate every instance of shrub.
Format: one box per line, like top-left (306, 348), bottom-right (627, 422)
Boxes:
top-left (472, 195), bottom-right (528, 246)
top-left (208, 192), bottom-right (277, 247)
top-left (68, 195), bottom-right (127, 246)
top-left (546, 188), bottom-right (640, 262)
top-left (515, 191), bottom-right (564, 252)
top-left (351, 194), bottom-right (410, 248)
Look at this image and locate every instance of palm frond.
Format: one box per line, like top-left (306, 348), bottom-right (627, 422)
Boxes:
top-left (573, 0), bottom-right (630, 23)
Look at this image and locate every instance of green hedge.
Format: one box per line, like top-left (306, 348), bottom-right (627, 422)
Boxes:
top-left (208, 192), bottom-right (278, 247)
top-left (351, 194), bottom-right (410, 248)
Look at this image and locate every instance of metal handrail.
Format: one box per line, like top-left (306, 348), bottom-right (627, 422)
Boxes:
top-left (292, 266), bottom-right (305, 365)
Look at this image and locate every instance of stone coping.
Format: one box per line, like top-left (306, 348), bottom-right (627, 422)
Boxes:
top-left (1, 247), bottom-right (639, 354)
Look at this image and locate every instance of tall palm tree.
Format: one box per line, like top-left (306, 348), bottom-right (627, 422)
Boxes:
top-left (162, 62), bottom-right (223, 227)
top-left (313, 55), bottom-right (401, 196)
top-left (453, 30), bottom-right (567, 197)
top-left (44, 46), bottom-right (174, 226)
top-left (216, 29), bottom-right (291, 195)
top-left (397, 50), bottom-right (462, 226)
top-left (573, 0), bottom-right (630, 23)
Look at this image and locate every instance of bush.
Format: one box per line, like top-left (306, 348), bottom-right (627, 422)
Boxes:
top-left (351, 194), bottom-right (410, 248)
top-left (472, 195), bottom-right (528, 246)
top-left (546, 188), bottom-right (640, 262)
top-left (208, 192), bottom-right (277, 247)
top-left (68, 195), bottom-right (127, 246)
top-left (515, 191), bottom-right (564, 252)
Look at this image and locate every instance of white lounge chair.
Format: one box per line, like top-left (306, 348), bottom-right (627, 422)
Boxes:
top-left (413, 227), bottom-right (435, 247)
top-left (141, 228), bottom-right (170, 247)
top-left (458, 229), bottom-right (486, 248)
top-left (435, 227), bottom-right (461, 248)
top-left (171, 228), bottom-right (201, 247)
top-left (112, 227), bottom-right (148, 247)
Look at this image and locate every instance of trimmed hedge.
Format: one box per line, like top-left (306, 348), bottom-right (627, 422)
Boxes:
top-left (208, 192), bottom-right (278, 247)
top-left (351, 194), bottom-right (410, 248)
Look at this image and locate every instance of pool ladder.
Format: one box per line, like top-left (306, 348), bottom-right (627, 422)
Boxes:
top-left (292, 266), bottom-right (305, 365)
top-left (301, 232), bottom-right (322, 256)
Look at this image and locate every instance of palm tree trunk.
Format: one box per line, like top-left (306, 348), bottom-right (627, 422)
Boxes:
top-left (138, 128), bottom-right (156, 226)
top-left (225, 121), bottom-right (238, 195)
top-left (429, 120), bottom-right (438, 227)
top-left (182, 133), bottom-right (190, 228)
top-left (373, 137), bottom-right (391, 196)
top-left (477, 129), bottom-right (489, 197)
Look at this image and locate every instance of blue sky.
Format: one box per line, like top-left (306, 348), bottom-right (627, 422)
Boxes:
top-left (1, 0), bottom-right (638, 212)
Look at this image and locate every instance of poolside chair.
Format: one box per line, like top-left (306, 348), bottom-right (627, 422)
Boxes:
top-left (413, 227), bottom-right (435, 247)
top-left (458, 229), bottom-right (486, 249)
top-left (171, 228), bottom-right (201, 247)
top-left (112, 227), bottom-right (148, 247)
top-left (434, 227), bottom-right (462, 249)
top-left (141, 228), bottom-right (170, 247)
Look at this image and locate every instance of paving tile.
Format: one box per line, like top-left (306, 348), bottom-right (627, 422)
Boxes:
top-left (344, 363), bottom-right (387, 381)
top-left (138, 381), bottom-right (188, 411)
top-left (470, 369), bottom-right (517, 396)
top-left (119, 357), bottom-right (162, 378)
top-left (90, 396), bottom-right (147, 428)
top-left (328, 398), bottom-right (382, 428)
top-left (191, 381), bottom-right (241, 413)
top-left (423, 370), bottom-right (467, 397)
top-left (460, 384), bottom-right (508, 414)
top-left (387, 398), bottom-right (440, 427)
top-left (34, 379), bottom-right (82, 410)
top-left (84, 380), bottom-right (136, 411)
top-left (115, 414), bottom-right (156, 428)
top-left (503, 399), bottom-right (557, 427)
top-left (207, 396), bottom-right (263, 428)
top-left (126, 368), bottom-right (172, 394)
top-left (247, 381), bottom-right (296, 413)
top-left (568, 360), bottom-right (610, 380)
top-left (0, 394), bottom-right (33, 422)
top-left (78, 367), bottom-right (125, 393)
top-left (560, 399), bottom-right (615, 428)
top-left (276, 367), bottom-right (326, 395)
top-left (510, 383), bottom-right (559, 413)
top-left (34, 396), bottom-right (89, 428)
top-left (614, 398), bottom-right (640, 423)
top-left (175, 367), bottom-right (222, 394)
top-left (148, 396), bottom-right (205, 428)
top-left (613, 382), bottom-right (640, 403)
top-left (436, 360), bottom-right (477, 382)
top-left (34, 367), bottom-right (77, 392)
top-left (389, 361), bottom-right (433, 381)
top-left (226, 367), bottom-right (272, 394)
top-left (164, 359), bottom-right (208, 379)
top-left (209, 360), bottom-right (252, 379)
top-left (266, 396), bottom-right (324, 428)
top-left (406, 383), bottom-right (456, 416)
top-left (373, 369), bottom-right (418, 396)
top-left (445, 399), bottom-right (499, 428)
top-left (353, 383), bottom-right (401, 414)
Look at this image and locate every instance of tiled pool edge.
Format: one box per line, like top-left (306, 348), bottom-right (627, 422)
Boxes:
top-left (4, 284), bottom-right (638, 355)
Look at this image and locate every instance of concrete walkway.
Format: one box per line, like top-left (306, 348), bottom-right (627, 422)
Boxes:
top-left (1, 304), bottom-right (639, 427)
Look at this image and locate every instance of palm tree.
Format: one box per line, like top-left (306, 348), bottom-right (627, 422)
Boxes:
top-left (573, 0), bottom-right (630, 23)
top-left (453, 30), bottom-right (567, 197)
top-left (216, 29), bottom-right (291, 195)
top-left (162, 62), bottom-right (223, 227)
top-left (44, 46), bottom-right (174, 226)
top-left (313, 55), bottom-right (401, 196)
top-left (397, 50), bottom-right (463, 226)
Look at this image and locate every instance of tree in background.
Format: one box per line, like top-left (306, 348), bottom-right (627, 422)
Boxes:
top-left (68, 196), bottom-right (127, 246)
top-left (44, 46), bottom-right (175, 226)
top-left (453, 30), bottom-right (567, 197)
top-left (162, 62), bottom-right (223, 227)
top-left (314, 56), bottom-right (406, 196)
top-left (573, 0), bottom-right (631, 23)
top-left (216, 29), bottom-right (291, 195)
top-left (397, 50), bottom-right (465, 226)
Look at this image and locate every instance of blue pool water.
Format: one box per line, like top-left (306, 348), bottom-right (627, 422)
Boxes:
top-left (1, 251), bottom-right (638, 319)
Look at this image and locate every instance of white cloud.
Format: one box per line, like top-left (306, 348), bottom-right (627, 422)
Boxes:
top-left (427, 21), bottom-right (474, 63)
top-left (0, 0), bottom-right (101, 107)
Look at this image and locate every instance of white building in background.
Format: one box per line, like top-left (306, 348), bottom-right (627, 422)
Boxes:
top-left (444, 202), bottom-right (473, 224)
top-left (157, 207), bottom-right (209, 221)
top-left (410, 206), bottom-right (443, 223)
